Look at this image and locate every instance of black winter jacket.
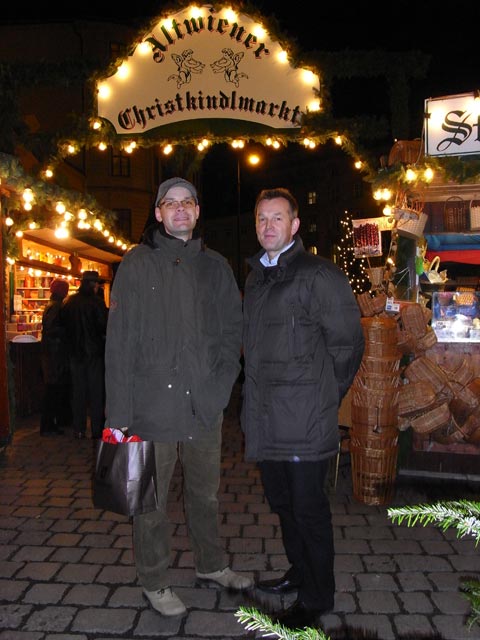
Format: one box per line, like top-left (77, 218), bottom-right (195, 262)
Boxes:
top-left (241, 236), bottom-right (365, 462)
top-left (62, 285), bottom-right (108, 360)
top-left (41, 296), bottom-right (69, 384)
top-left (104, 225), bottom-right (243, 441)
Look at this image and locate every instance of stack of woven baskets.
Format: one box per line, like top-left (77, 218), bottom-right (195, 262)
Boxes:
top-left (350, 316), bottom-right (402, 505)
top-left (356, 290), bottom-right (480, 447)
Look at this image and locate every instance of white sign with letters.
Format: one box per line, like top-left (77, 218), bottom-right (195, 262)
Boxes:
top-left (97, 5), bottom-right (320, 135)
top-left (425, 92), bottom-right (480, 157)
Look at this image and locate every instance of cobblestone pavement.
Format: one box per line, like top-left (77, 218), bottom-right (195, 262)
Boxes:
top-left (1, 384), bottom-right (479, 640)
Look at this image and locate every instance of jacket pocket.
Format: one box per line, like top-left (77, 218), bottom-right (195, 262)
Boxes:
top-left (265, 381), bottom-right (318, 444)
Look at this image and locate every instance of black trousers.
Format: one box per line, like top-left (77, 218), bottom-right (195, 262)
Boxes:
top-left (69, 355), bottom-right (105, 438)
top-left (258, 458), bottom-right (335, 609)
top-left (40, 382), bottom-right (71, 433)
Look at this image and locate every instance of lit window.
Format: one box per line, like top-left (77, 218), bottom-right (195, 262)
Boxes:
top-left (307, 191), bottom-right (317, 205)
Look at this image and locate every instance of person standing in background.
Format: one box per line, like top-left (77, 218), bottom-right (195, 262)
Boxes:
top-left (62, 270), bottom-right (108, 440)
top-left (40, 278), bottom-right (71, 436)
top-left (104, 177), bottom-right (251, 618)
top-left (241, 187), bottom-right (365, 630)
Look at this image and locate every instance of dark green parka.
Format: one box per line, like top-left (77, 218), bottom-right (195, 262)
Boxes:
top-left (104, 224), bottom-right (242, 441)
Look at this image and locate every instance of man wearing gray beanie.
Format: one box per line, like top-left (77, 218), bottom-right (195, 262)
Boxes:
top-left (104, 177), bottom-right (250, 617)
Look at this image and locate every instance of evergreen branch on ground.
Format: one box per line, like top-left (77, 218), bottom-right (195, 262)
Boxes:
top-left (388, 499), bottom-right (480, 629)
top-left (387, 500), bottom-right (480, 544)
top-left (234, 606), bottom-right (330, 640)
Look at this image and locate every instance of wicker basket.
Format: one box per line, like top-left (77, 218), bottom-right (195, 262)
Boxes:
top-left (361, 316), bottom-right (398, 344)
top-left (359, 355), bottom-right (400, 375)
top-left (351, 385), bottom-right (400, 408)
top-left (431, 415), bottom-right (467, 444)
top-left (350, 425), bottom-right (398, 449)
top-left (398, 380), bottom-right (437, 418)
top-left (470, 198), bottom-right (480, 231)
top-left (400, 304), bottom-right (428, 340)
top-left (443, 195), bottom-right (468, 232)
top-left (351, 404), bottom-right (398, 430)
top-left (396, 329), bottom-right (415, 355)
top-left (396, 212), bottom-right (428, 239)
top-left (357, 292), bottom-right (377, 317)
top-left (409, 402), bottom-right (451, 434)
top-left (413, 328), bottom-right (438, 354)
top-left (364, 340), bottom-right (401, 358)
top-left (350, 442), bottom-right (398, 505)
top-left (404, 355), bottom-right (451, 395)
top-left (449, 386), bottom-right (479, 425)
top-left (353, 371), bottom-right (401, 390)
top-left (442, 357), bottom-right (474, 389)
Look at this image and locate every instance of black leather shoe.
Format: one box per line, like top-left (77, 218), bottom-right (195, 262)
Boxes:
top-left (256, 573), bottom-right (301, 594)
top-left (274, 600), bottom-right (332, 630)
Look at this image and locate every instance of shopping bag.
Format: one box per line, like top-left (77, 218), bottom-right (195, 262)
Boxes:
top-left (92, 436), bottom-right (158, 516)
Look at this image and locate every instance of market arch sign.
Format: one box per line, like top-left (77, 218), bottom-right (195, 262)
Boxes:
top-left (96, 4), bottom-right (321, 137)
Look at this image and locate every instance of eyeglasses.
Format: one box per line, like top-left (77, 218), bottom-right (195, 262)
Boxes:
top-left (159, 197), bottom-right (196, 210)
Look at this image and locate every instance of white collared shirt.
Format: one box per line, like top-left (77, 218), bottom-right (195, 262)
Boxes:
top-left (260, 240), bottom-right (295, 267)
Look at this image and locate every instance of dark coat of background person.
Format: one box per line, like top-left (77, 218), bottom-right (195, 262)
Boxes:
top-left (61, 270), bottom-right (108, 439)
top-left (40, 278), bottom-right (71, 435)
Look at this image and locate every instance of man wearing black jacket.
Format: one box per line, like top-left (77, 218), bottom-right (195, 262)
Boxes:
top-left (241, 187), bottom-right (365, 630)
top-left (62, 270), bottom-right (108, 439)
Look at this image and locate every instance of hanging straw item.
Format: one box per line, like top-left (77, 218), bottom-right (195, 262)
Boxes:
top-left (470, 195), bottom-right (480, 230)
top-left (443, 195), bottom-right (468, 232)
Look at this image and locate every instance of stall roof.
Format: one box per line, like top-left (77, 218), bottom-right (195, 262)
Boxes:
top-left (22, 228), bottom-right (125, 265)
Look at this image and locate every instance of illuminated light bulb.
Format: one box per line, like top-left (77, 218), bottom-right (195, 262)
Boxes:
top-left (44, 168), bottom-right (53, 178)
top-left (24, 202), bottom-right (32, 211)
top-left (94, 219), bottom-right (103, 230)
top-left (98, 142), bottom-right (107, 151)
top-left (163, 144), bottom-right (173, 155)
top-left (277, 50), bottom-right (288, 63)
top-left (64, 212), bottom-right (74, 222)
top-left (405, 168), bottom-right (417, 182)
top-left (29, 222), bottom-right (37, 229)
top-left (334, 135), bottom-right (342, 145)
top-left (116, 239), bottom-right (122, 246)
top-left (15, 230), bottom-right (23, 238)
top-left (301, 69), bottom-right (316, 85)
top-left (354, 160), bottom-right (363, 169)
top-left (249, 154), bottom-right (261, 166)
top-left (116, 63), bottom-right (129, 79)
top-left (103, 230), bottom-right (110, 237)
top-left (5, 216), bottom-right (13, 226)
top-left (23, 188), bottom-right (34, 203)
top-left (224, 8), bottom-right (237, 21)
top-left (382, 188), bottom-right (392, 201)
top-left (308, 100), bottom-right (321, 112)
top-left (125, 145), bottom-right (134, 154)
top-left (137, 41), bottom-right (150, 55)
top-left (67, 144), bottom-right (76, 154)
top-left (6, 257), bottom-right (15, 265)
top-left (252, 25), bottom-right (266, 39)
top-left (272, 140), bottom-right (280, 149)
top-left (55, 227), bottom-right (70, 239)
top-left (108, 236), bottom-right (114, 243)
top-left (78, 209), bottom-right (88, 220)
top-left (122, 243), bottom-right (127, 250)
top-left (308, 140), bottom-right (316, 149)
top-left (78, 220), bottom-right (86, 229)
top-left (424, 167), bottom-right (434, 182)
top-left (231, 139), bottom-right (245, 149)
top-left (383, 205), bottom-right (392, 216)
top-left (191, 6), bottom-right (203, 18)
top-left (92, 120), bottom-right (101, 130)
top-left (97, 84), bottom-right (110, 99)
top-left (373, 189), bottom-right (383, 201)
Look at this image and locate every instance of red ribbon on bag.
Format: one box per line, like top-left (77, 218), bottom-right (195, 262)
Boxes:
top-left (102, 427), bottom-right (143, 443)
